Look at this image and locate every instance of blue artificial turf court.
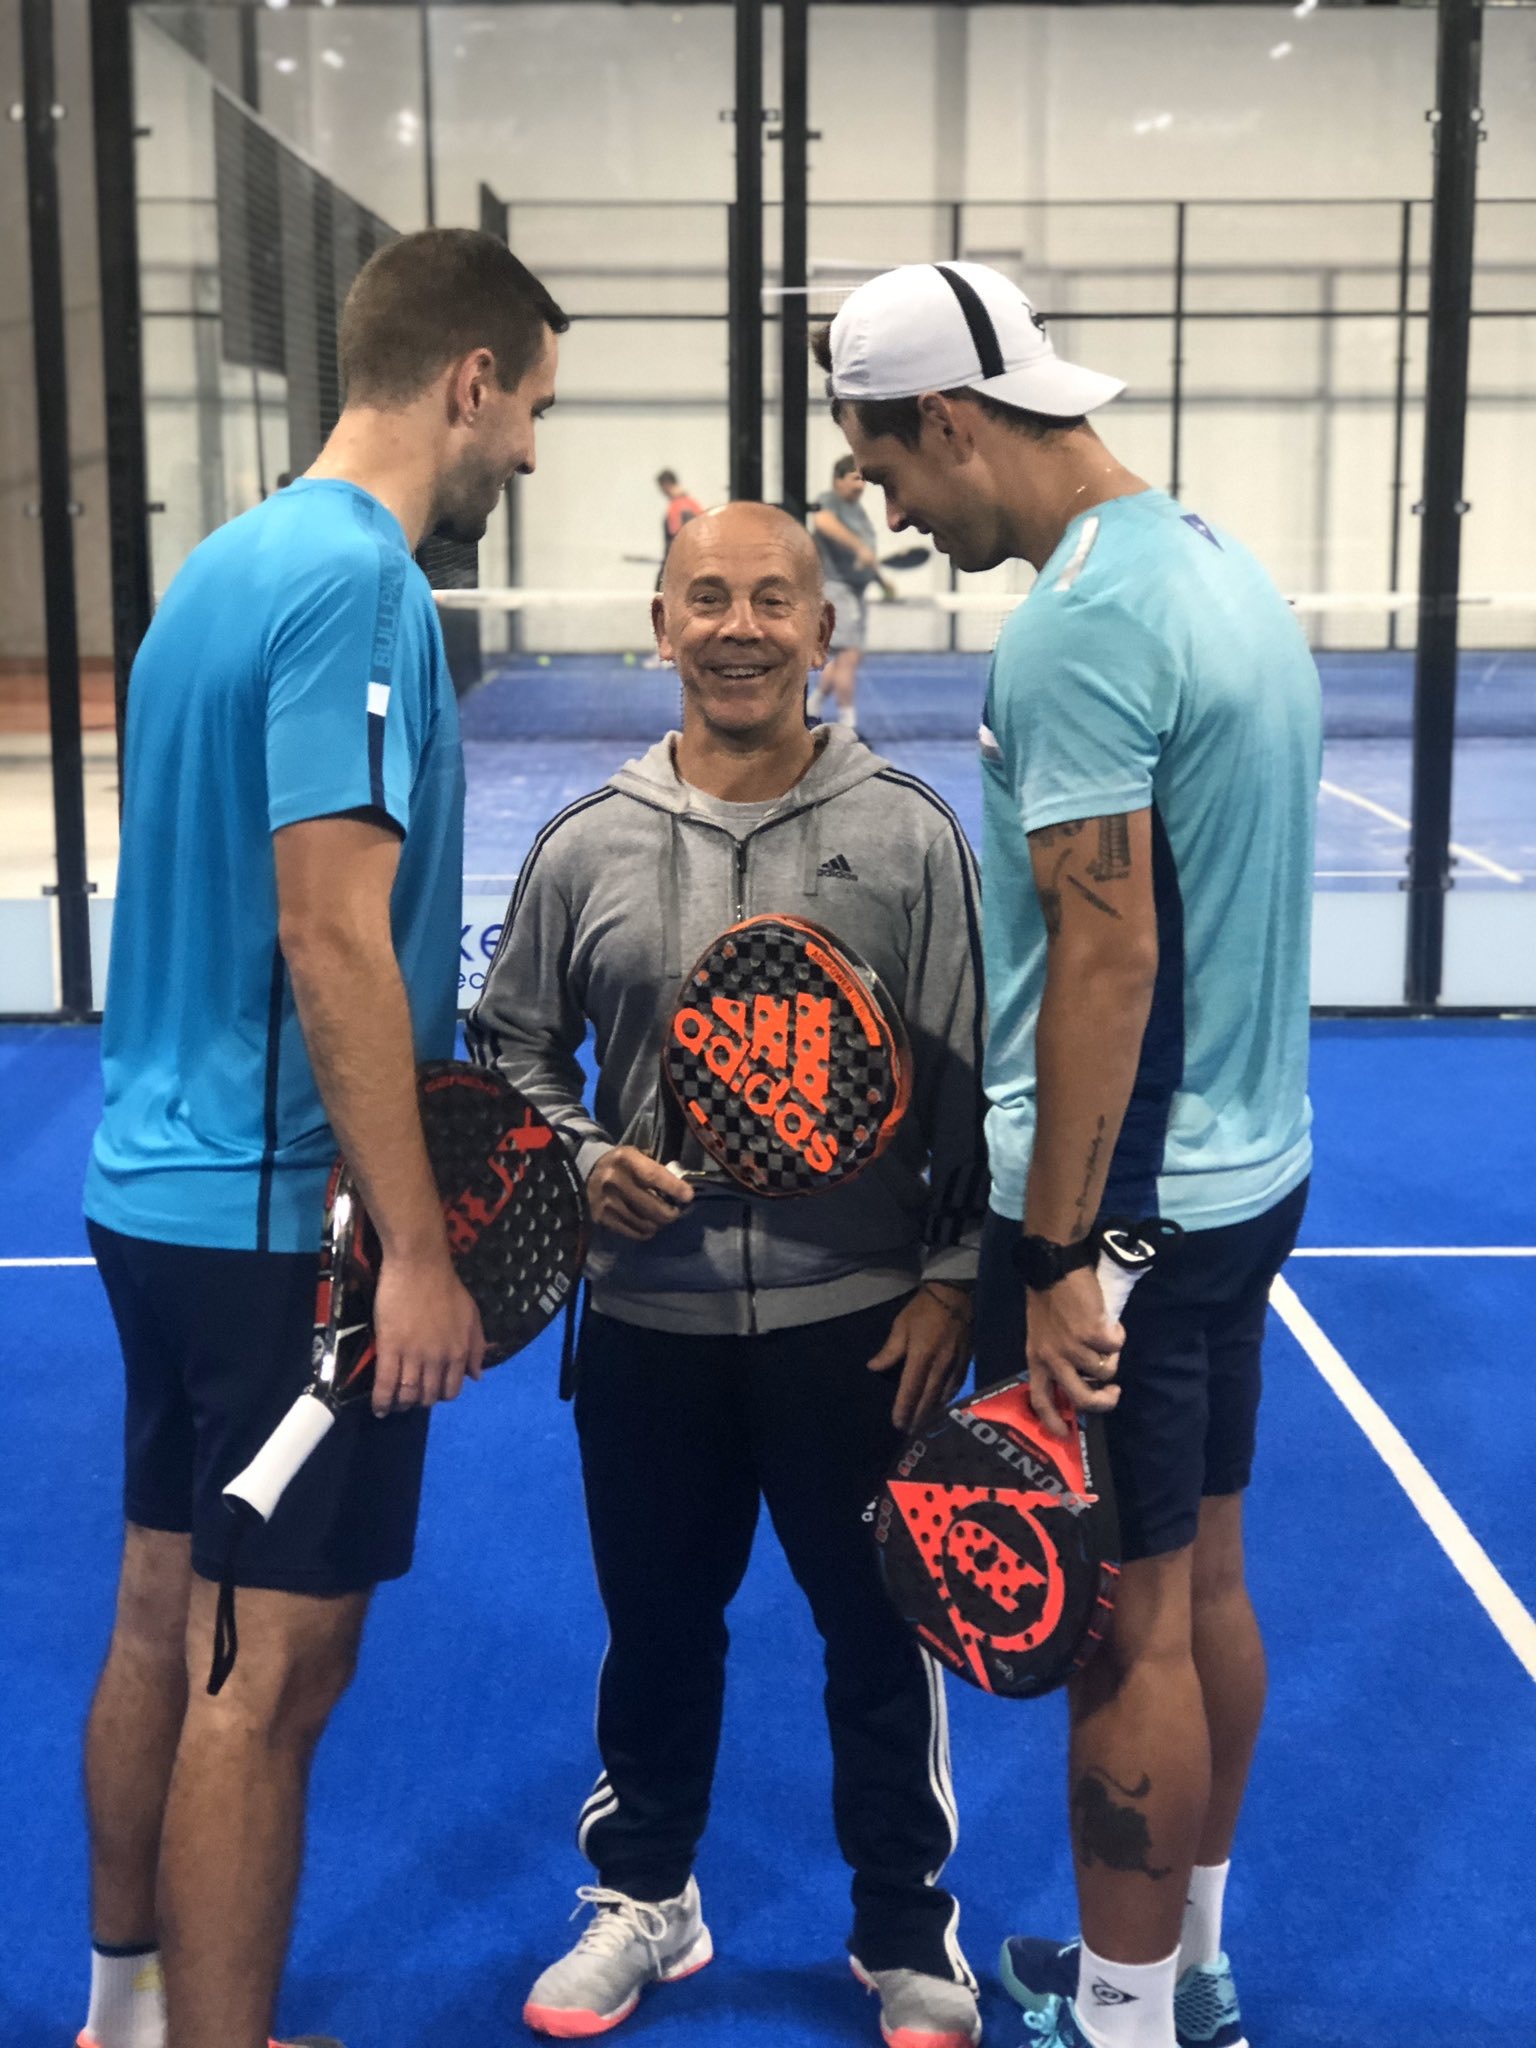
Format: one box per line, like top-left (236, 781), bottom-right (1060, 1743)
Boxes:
top-left (3, 1015), bottom-right (1533, 2047)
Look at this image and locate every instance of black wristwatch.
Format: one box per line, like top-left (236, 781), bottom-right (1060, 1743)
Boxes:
top-left (1013, 1232), bottom-right (1097, 1292)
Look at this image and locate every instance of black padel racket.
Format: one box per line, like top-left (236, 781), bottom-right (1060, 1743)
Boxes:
top-left (659, 914), bottom-right (912, 1199)
top-left (871, 1218), bottom-right (1182, 1699)
top-left (209, 1064), bottom-right (588, 1690)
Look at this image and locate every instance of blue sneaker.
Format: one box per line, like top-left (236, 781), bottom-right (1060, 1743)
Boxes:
top-left (1000, 1938), bottom-right (1247, 2048)
top-left (1017, 1997), bottom-right (1092, 2047)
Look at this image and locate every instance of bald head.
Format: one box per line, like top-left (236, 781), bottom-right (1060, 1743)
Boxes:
top-left (652, 499), bottom-right (833, 747)
top-left (661, 500), bottom-right (822, 605)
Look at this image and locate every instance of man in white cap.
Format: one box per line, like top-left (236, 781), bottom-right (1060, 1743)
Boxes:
top-left (816, 265), bottom-right (1319, 2048)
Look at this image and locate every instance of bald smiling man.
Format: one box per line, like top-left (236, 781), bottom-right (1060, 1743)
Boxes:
top-left (469, 504), bottom-right (990, 2047)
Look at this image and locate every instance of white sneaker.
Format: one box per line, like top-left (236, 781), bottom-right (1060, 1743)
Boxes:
top-left (523, 1879), bottom-right (712, 2037)
top-left (852, 1959), bottom-right (983, 2047)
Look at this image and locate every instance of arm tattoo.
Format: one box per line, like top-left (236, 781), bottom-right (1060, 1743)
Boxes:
top-left (1065, 873), bottom-right (1123, 921)
top-left (1033, 820), bottom-right (1086, 849)
top-left (1089, 816), bottom-right (1132, 883)
top-left (1071, 1768), bottom-right (1172, 1880)
top-left (1072, 1115), bottom-right (1106, 1235)
top-left (1040, 888), bottom-right (1063, 940)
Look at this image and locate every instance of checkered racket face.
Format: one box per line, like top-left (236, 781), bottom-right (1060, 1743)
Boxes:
top-left (871, 1380), bottom-right (1119, 1699)
top-left (418, 1062), bottom-right (589, 1367)
top-left (662, 916), bottom-right (912, 1198)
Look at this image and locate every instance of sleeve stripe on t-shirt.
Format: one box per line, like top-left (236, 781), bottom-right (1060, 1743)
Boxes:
top-left (367, 547), bottom-right (408, 814)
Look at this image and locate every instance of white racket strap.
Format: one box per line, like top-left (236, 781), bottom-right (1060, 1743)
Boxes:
top-left (1096, 1249), bottom-right (1144, 1322)
top-left (222, 1393), bottom-right (337, 1525)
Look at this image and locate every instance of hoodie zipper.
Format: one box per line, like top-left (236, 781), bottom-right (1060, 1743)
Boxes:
top-left (734, 834), bottom-right (757, 1328)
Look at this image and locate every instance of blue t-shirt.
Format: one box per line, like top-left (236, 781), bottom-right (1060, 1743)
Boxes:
top-left (86, 479), bottom-right (465, 1252)
top-left (980, 489), bottom-right (1321, 1233)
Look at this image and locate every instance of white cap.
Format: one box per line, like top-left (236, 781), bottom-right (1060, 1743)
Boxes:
top-left (828, 261), bottom-right (1125, 418)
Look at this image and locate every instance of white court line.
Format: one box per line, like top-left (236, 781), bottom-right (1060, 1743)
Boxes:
top-left (1319, 778), bottom-right (1524, 885)
top-left (0, 1256), bottom-right (95, 1268)
top-left (1270, 1273), bottom-right (1536, 1685)
top-left (1291, 1246), bottom-right (1536, 1258)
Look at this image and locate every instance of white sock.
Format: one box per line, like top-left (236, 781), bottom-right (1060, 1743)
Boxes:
top-left (1179, 1860), bottom-right (1230, 1972)
top-left (83, 1944), bottom-right (166, 2048)
top-left (1073, 1941), bottom-right (1179, 2048)
top-left (836, 703), bottom-right (857, 727)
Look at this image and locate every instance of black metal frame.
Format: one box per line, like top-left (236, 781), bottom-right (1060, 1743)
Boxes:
top-left (14, 0), bottom-right (1525, 1026)
top-left (91, 0), bottom-right (155, 786)
top-left (1406, 0), bottom-right (1484, 1006)
top-left (777, 0), bottom-right (809, 521)
top-left (21, 0), bottom-right (93, 1019)
top-left (728, 0), bottom-right (764, 501)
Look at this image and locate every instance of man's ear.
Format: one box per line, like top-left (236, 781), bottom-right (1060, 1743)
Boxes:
top-left (917, 390), bottom-right (973, 461)
top-left (814, 597), bottom-right (834, 668)
top-left (448, 347), bottom-right (495, 426)
top-left (651, 593), bottom-right (673, 663)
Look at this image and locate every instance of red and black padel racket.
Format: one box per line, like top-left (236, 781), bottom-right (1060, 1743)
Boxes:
top-left (871, 1219), bottom-right (1181, 1699)
top-left (659, 914), bottom-right (912, 1198)
top-left (209, 1063), bottom-right (588, 1689)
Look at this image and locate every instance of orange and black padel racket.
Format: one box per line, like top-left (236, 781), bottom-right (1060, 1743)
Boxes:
top-left (209, 1063), bottom-right (588, 1691)
top-left (871, 1219), bottom-right (1181, 1699)
top-left (660, 914), bottom-right (912, 1199)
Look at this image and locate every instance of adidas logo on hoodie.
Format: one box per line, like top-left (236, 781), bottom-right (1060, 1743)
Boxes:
top-left (817, 853), bottom-right (859, 882)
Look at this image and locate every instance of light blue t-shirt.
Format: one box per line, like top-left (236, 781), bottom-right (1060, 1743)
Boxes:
top-left (86, 479), bottom-right (465, 1252)
top-left (980, 489), bottom-right (1321, 1233)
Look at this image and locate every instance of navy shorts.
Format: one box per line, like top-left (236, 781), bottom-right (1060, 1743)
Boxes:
top-left (974, 1181), bottom-right (1308, 1561)
top-left (88, 1220), bottom-right (430, 1594)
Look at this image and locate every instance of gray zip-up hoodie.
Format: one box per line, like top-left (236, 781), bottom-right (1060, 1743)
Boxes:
top-left (466, 726), bottom-right (988, 1335)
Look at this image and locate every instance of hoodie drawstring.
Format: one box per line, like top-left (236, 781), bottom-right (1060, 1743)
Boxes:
top-left (660, 812), bottom-right (685, 982)
top-left (802, 799), bottom-right (822, 902)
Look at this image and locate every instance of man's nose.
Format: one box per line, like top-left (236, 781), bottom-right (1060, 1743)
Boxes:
top-left (719, 595), bottom-right (764, 637)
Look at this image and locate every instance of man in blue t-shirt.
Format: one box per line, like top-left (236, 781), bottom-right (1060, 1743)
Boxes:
top-left (819, 265), bottom-right (1319, 2048)
top-left (80, 230), bottom-right (566, 2048)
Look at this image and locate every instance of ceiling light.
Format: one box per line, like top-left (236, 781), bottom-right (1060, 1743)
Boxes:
top-left (320, 47), bottom-right (345, 68)
top-left (1271, 40), bottom-right (1293, 58)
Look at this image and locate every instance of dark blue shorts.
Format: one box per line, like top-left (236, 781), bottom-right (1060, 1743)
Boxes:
top-left (88, 1220), bottom-right (430, 1594)
top-left (974, 1181), bottom-right (1308, 1561)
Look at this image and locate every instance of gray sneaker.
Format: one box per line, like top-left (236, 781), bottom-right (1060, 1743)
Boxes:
top-left (523, 1880), bottom-right (712, 2038)
top-left (851, 1960), bottom-right (983, 2048)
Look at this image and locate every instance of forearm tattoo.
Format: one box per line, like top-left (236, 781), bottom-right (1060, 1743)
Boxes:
top-left (1071, 1768), bottom-right (1172, 1880)
top-left (1072, 1115), bottom-right (1107, 1236)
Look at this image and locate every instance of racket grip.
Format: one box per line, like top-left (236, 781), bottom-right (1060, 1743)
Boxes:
top-left (222, 1393), bottom-right (336, 1525)
top-left (1096, 1250), bottom-right (1142, 1323)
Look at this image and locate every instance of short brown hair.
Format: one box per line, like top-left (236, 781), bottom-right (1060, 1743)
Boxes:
top-left (810, 324), bottom-right (1083, 447)
top-left (341, 228), bottom-right (569, 407)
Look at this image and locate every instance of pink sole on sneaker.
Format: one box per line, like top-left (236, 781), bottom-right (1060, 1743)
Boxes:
top-left (522, 1991), bottom-right (642, 2039)
top-left (850, 1959), bottom-right (981, 2048)
top-left (523, 1935), bottom-right (713, 2038)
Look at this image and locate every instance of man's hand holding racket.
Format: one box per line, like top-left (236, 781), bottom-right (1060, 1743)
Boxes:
top-left (370, 1243), bottom-right (487, 1415)
top-left (1024, 1262), bottom-right (1125, 1439)
top-left (586, 1147), bottom-right (694, 1242)
top-left (867, 1280), bottom-right (974, 1433)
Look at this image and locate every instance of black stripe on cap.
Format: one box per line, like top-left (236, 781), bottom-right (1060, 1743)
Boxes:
top-left (933, 264), bottom-right (1005, 381)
